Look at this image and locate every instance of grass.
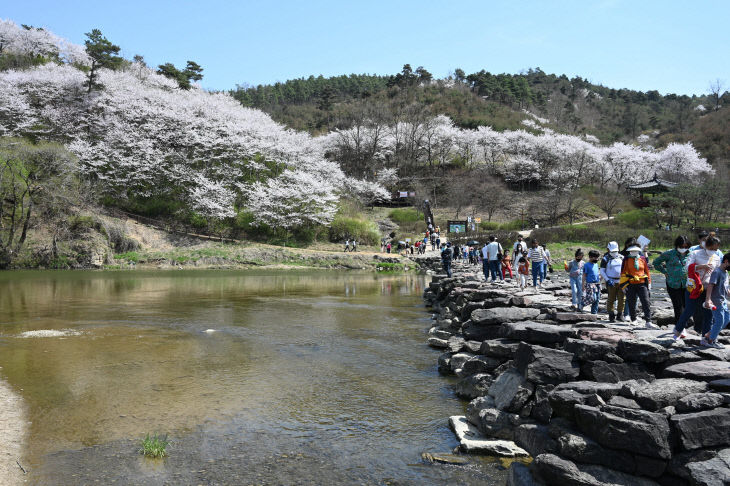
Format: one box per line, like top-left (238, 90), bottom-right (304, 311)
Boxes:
top-left (115, 251), bottom-right (140, 263)
top-left (375, 262), bottom-right (407, 272)
top-left (140, 433), bottom-right (170, 458)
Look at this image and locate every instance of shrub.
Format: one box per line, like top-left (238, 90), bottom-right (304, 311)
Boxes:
top-left (479, 221), bottom-right (499, 231)
top-left (329, 215), bottom-right (380, 245)
top-left (388, 208), bottom-right (421, 224)
top-left (615, 209), bottom-right (654, 229)
top-left (102, 219), bottom-right (140, 253)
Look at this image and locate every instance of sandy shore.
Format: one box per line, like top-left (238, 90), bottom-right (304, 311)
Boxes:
top-left (0, 377), bottom-right (24, 486)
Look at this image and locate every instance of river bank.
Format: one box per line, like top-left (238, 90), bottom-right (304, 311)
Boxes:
top-left (0, 377), bottom-right (25, 486)
top-left (423, 260), bottom-right (730, 485)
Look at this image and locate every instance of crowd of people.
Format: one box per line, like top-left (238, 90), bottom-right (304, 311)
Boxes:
top-left (439, 229), bottom-right (730, 349)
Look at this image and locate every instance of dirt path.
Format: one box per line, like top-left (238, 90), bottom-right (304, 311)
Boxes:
top-left (0, 378), bottom-right (25, 485)
top-left (518, 216), bottom-right (615, 238)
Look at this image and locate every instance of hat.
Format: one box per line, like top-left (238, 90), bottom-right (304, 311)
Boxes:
top-left (607, 241), bottom-right (619, 252)
top-left (626, 245), bottom-right (642, 253)
top-left (446, 242), bottom-right (452, 247)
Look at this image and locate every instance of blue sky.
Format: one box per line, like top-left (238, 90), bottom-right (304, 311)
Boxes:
top-left (4, 0), bottom-right (728, 95)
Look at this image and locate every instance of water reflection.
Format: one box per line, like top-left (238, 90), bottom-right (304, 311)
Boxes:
top-left (0, 270), bottom-right (500, 485)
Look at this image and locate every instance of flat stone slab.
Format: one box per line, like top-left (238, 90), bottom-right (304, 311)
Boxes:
top-left (663, 360), bottom-right (730, 382)
top-left (710, 379), bottom-right (730, 392)
top-left (449, 416), bottom-right (529, 457)
top-left (421, 452), bottom-right (469, 465)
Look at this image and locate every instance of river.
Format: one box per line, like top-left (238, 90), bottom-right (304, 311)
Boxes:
top-left (0, 270), bottom-right (507, 485)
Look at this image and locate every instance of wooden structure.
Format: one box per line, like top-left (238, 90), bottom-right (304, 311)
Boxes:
top-left (628, 174), bottom-right (678, 208)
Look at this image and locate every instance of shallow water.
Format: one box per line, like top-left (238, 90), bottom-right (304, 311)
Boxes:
top-left (0, 270), bottom-right (507, 485)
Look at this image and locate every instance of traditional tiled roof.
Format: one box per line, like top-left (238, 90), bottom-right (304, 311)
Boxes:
top-left (628, 175), bottom-right (678, 190)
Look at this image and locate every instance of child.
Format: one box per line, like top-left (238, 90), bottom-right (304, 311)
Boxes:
top-left (517, 257), bottom-right (529, 291)
top-left (565, 248), bottom-right (584, 311)
top-left (502, 250), bottom-right (513, 279)
top-left (583, 250), bottom-right (601, 314)
top-left (620, 244), bottom-right (655, 328)
top-left (703, 253), bottom-right (730, 348)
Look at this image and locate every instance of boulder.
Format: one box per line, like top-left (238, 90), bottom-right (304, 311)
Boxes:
top-left (531, 385), bottom-right (555, 423)
top-left (581, 360), bottom-right (654, 383)
top-left (446, 336), bottom-right (467, 353)
top-left (685, 448), bottom-right (730, 486)
top-left (633, 378), bottom-right (709, 411)
top-left (454, 373), bottom-right (493, 399)
top-left (710, 379), bottom-right (730, 392)
top-left (533, 453), bottom-right (660, 486)
top-left (449, 352), bottom-right (476, 373)
top-left (462, 320), bottom-right (503, 341)
top-left (499, 321), bottom-right (578, 344)
top-left (574, 404), bottom-right (672, 459)
top-left (548, 389), bottom-right (592, 419)
top-left (428, 327), bottom-right (452, 340)
top-left (662, 360), bottom-right (730, 382)
top-left (577, 328), bottom-right (634, 345)
top-left (617, 339), bottom-right (670, 363)
top-left (696, 347), bottom-right (730, 362)
top-left (665, 348), bottom-right (703, 366)
top-left (675, 392), bottom-right (726, 413)
top-left (553, 381), bottom-right (623, 400)
top-left (670, 408), bottom-right (730, 450)
top-left (477, 407), bottom-right (521, 440)
top-left (461, 301), bottom-right (486, 320)
top-left (465, 396), bottom-right (495, 427)
top-left (553, 312), bottom-right (599, 323)
top-left (557, 432), bottom-right (636, 474)
top-left (427, 337), bottom-right (448, 349)
top-left (480, 338), bottom-right (521, 359)
top-left (488, 368), bottom-right (535, 412)
top-left (667, 449), bottom-right (722, 482)
top-left (471, 307), bottom-right (541, 326)
top-left (449, 415), bottom-right (529, 456)
top-left (515, 343), bottom-right (580, 385)
top-left (607, 396), bottom-right (641, 409)
top-left (460, 355), bottom-right (503, 376)
top-left (564, 338), bottom-right (619, 362)
top-left (514, 424), bottom-right (558, 457)
top-left (437, 352), bottom-right (452, 373)
top-left (506, 462), bottom-right (546, 486)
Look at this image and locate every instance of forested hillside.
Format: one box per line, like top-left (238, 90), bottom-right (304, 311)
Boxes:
top-left (232, 65), bottom-right (730, 165)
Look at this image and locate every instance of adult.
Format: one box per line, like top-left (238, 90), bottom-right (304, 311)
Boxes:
top-left (600, 241), bottom-right (625, 322)
top-left (689, 230), bottom-right (724, 257)
top-left (352, 239), bottom-right (358, 252)
top-left (344, 239), bottom-right (351, 252)
top-left (653, 235), bottom-right (690, 322)
top-left (441, 242), bottom-right (453, 278)
top-left (621, 244), bottom-right (655, 328)
top-left (527, 239), bottom-right (547, 288)
top-left (485, 236), bottom-right (503, 282)
top-left (673, 235), bottom-right (723, 344)
top-left (513, 235), bottom-right (527, 274)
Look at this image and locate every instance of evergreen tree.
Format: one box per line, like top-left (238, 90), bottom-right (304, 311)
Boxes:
top-left (83, 29), bottom-right (123, 92)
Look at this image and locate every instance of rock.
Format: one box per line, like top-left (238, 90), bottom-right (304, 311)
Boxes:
top-left (665, 348), bottom-right (703, 366)
top-left (617, 339), bottom-right (670, 363)
top-left (534, 453), bottom-right (661, 486)
top-left (696, 347), bottom-right (730, 362)
top-left (500, 321), bottom-right (578, 344)
top-left (421, 452), bottom-right (469, 465)
top-left (437, 352), bottom-right (452, 373)
top-left (465, 396), bottom-right (495, 427)
top-left (471, 307), bottom-right (541, 326)
top-left (506, 462), bottom-right (546, 486)
top-left (477, 407), bottom-right (521, 440)
top-left (553, 381), bottom-right (623, 400)
top-left (557, 432), bottom-right (636, 474)
top-left (447, 336), bottom-right (467, 353)
top-left (618, 379), bottom-right (653, 399)
top-left (449, 415), bottom-right (529, 456)
top-left (462, 320), bottom-right (503, 341)
top-left (514, 424), bottom-right (558, 457)
top-left (454, 373), bottom-right (493, 399)
top-left (663, 360), bottom-right (730, 382)
top-left (460, 355), bottom-right (503, 376)
top-left (574, 404), bottom-right (672, 459)
top-left (667, 449), bottom-right (721, 482)
top-left (675, 392), bottom-right (726, 413)
top-left (581, 360), bottom-right (655, 383)
top-left (489, 368), bottom-right (535, 412)
top-left (564, 338), bottom-right (619, 362)
top-left (685, 448), bottom-right (730, 486)
top-left (427, 337), bottom-right (449, 348)
top-left (428, 327), bottom-right (452, 340)
top-left (449, 352), bottom-right (475, 373)
top-left (554, 312), bottom-right (598, 323)
top-left (710, 379), bottom-right (730, 392)
top-left (548, 389), bottom-right (592, 419)
top-left (670, 408), bottom-right (730, 450)
top-left (480, 339), bottom-right (521, 359)
top-left (608, 396), bottom-right (641, 409)
top-left (461, 301), bottom-right (486, 320)
top-left (633, 378), bottom-right (709, 411)
top-left (578, 328), bottom-right (634, 344)
top-left (515, 343), bottom-right (580, 385)
top-left (532, 385), bottom-right (555, 423)
top-left (463, 340), bottom-right (483, 354)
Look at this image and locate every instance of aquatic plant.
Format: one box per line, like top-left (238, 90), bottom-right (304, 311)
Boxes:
top-left (139, 433), bottom-right (170, 458)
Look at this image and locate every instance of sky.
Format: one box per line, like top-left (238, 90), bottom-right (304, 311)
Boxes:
top-left (3, 0), bottom-right (729, 95)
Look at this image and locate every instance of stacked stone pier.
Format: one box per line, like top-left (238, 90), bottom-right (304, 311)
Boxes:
top-left (424, 265), bottom-right (730, 486)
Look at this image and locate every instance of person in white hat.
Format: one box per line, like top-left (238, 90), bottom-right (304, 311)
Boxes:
top-left (600, 241), bottom-right (625, 322)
